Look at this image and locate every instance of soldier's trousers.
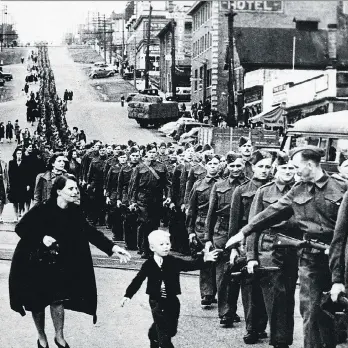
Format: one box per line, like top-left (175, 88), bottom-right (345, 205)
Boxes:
top-left (259, 248), bottom-right (298, 346)
top-left (216, 256), bottom-right (240, 319)
top-left (169, 209), bottom-right (190, 254)
top-left (137, 205), bottom-right (161, 255)
top-left (241, 277), bottom-right (268, 333)
top-left (299, 251), bottom-right (335, 348)
top-left (110, 206), bottom-right (124, 241)
top-left (124, 211), bottom-right (138, 249)
top-left (89, 188), bottom-right (105, 225)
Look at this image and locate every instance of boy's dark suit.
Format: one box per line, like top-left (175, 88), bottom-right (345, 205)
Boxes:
top-left (125, 255), bottom-right (206, 348)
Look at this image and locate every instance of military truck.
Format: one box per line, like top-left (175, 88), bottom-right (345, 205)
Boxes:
top-left (128, 93), bottom-right (179, 128)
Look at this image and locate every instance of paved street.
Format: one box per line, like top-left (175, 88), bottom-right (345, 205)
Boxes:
top-left (0, 260), bottom-right (304, 348)
top-left (47, 46), bottom-right (167, 145)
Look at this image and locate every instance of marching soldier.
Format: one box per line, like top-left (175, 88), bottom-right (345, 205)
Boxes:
top-left (187, 154), bottom-right (221, 308)
top-left (86, 145), bottom-right (108, 226)
top-left (128, 144), bottom-right (171, 259)
top-left (246, 152), bottom-right (301, 348)
top-left (228, 150), bottom-right (273, 344)
top-left (204, 152), bottom-right (248, 326)
top-left (105, 151), bottom-right (127, 241)
top-left (117, 147), bottom-right (141, 250)
top-left (226, 146), bottom-right (348, 348)
top-left (238, 136), bottom-right (254, 179)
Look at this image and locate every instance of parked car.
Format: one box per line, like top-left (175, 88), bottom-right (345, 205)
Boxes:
top-left (89, 67), bottom-right (115, 79)
top-left (0, 71), bottom-right (13, 81)
top-left (92, 63), bottom-right (118, 73)
top-left (94, 61), bottom-right (106, 67)
top-left (126, 92), bottom-right (137, 102)
top-left (139, 88), bottom-right (159, 96)
top-left (165, 87), bottom-right (191, 102)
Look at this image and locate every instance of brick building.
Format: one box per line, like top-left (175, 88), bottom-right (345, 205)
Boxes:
top-left (188, 0), bottom-right (346, 122)
top-left (157, 3), bottom-right (192, 93)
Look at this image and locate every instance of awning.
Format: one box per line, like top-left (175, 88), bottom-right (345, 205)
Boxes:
top-left (249, 106), bottom-right (284, 127)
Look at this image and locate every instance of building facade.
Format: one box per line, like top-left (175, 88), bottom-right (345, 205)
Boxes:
top-left (188, 0), bottom-right (344, 122)
top-left (157, 4), bottom-right (192, 93)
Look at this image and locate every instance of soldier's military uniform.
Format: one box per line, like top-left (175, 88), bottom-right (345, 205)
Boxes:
top-left (117, 162), bottom-right (139, 249)
top-left (86, 154), bottom-right (107, 225)
top-left (105, 163), bottom-right (124, 241)
top-left (229, 177), bottom-right (270, 339)
top-left (187, 175), bottom-right (221, 302)
top-left (169, 162), bottom-right (191, 254)
top-left (205, 173), bottom-right (248, 323)
top-left (184, 163), bottom-right (207, 207)
top-left (247, 178), bottom-right (301, 347)
top-left (240, 172), bottom-right (347, 348)
top-left (128, 160), bottom-right (170, 257)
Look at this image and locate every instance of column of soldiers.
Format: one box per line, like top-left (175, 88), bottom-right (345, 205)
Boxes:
top-left (76, 135), bottom-right (348, 348)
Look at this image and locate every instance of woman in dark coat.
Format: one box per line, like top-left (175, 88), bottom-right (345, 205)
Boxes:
top-left (6, 120), bottom-right (14, 142)
top-left (0, 121), bottom-right (5, 143)
top-left (9, 174), bottom-right (131, 348)
top-left (8, 147), bottom-right (27, 222)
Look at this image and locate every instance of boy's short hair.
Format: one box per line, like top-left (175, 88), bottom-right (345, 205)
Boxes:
top-left (148, 230), bottom-right (171, 245)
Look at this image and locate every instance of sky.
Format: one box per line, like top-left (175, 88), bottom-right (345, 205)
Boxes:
top-left (2, 1), bottom-right (127, 44)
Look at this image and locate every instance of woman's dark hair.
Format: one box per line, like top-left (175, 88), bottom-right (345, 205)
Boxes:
top-left (12, 147), bottom-right (23, 159)
top-left (67, 148), bottom-right (77, 161)
top-left (49, 152), bottom-right (65, 169)
top-left (50, 174), bottom-right (77, 201)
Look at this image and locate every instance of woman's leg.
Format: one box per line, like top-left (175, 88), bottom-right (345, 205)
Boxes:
top-left (50, 303), bottom-right (66, 345)
top-left (32, 311), bottom-right (48, 347)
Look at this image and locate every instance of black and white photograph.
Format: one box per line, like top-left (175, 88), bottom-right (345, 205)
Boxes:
top-left (1, 1), bottom-right (348, 347)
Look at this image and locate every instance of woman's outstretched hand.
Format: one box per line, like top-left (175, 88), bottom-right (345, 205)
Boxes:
top-left (43, 235), bottom-right (57, 247)
top-left (120, 297), bottom-right (130, 307)
top-left (112, 245), bottom-right (131, 263)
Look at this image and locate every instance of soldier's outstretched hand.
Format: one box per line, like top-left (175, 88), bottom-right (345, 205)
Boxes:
top-left (203, 248), bottom-right (219, 262)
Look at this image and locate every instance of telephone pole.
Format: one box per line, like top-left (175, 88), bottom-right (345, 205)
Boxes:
top-left (171, 19), bottom-right (176, 99)
top-left (144, 3), bottom-right (152, 89)
top-left (134, 33), bottom-right (137, 89)
top-left (226, 8), bottom-right (237, 127)
top-left (103, 14), bottom-right (107, 64)
top-left (121, 14), bottom-right (125, 75)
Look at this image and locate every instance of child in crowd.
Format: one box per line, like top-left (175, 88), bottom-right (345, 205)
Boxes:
top-left (121, 230), bottom-right (218, 348)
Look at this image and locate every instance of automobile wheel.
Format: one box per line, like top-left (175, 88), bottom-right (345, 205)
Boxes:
top-left (109, 73), bottom-right (114, 77)
top-left (138, 120), bottom-right (148, 128)
top-left (92, 74), bottom-right (97, 79)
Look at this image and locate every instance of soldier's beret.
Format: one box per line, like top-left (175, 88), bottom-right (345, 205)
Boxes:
top-left (250, 150), bottom-right (272, 165)
top-left (238, 136), bottom-right (250, 147)
top-left (275, 151), bottom-right (290, 166)
top-left (176, 148), bottom-right (184, 155)
top-left (167, 142), bottom-right (173, 147)
top-left (118, 150), bottom-right (126, 157)
top-left (202, 143), bottom-right (212, 152)
top-left (289, 145), bottom-right (325, 159)
top-left (226, 151), bottom-right (242, 164)
top-left (146, 143), bottom-right (157, 152)
top-left (159, 142), bottom-right (167, 148)
top-left (194, 144), bottom-right (203, 152)
top-left (129, 146), bottom-right (139, 154)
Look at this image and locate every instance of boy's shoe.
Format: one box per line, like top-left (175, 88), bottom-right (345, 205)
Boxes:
top-left (243, 331), bottom-right (259, 344)
top-left (201, 296), bottom-right (212, 309)
top-left (219, 316), bottom-right (234, 327)
top-left (273, 345), bottom-right (289, 348)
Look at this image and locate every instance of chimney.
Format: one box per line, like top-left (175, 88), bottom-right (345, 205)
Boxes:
top-left (327, 24), bottom-right (337, 68)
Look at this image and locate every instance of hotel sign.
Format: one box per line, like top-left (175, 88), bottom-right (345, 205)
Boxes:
top-left (229, 1), bottom-right (283, 12)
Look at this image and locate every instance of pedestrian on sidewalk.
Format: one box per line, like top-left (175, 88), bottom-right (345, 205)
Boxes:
top-left (9, 174), bottom-right (131, 348)
top-left (24, 82), bottom-right (29, 95)
top-left (0, 149), bottom-right (9, 223)
top-left (0, 122), bottom-right (5, 143)
top-left (6, 121), bottom-right (14, 143)
top-left (121, 229), bottom-right (218, 348)
top-left (14, 120), bottom-right (21, 143)
top-left (8, 147), bottom-right (27, 222)
top-left (121, 94), bottom-right (125, 107)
